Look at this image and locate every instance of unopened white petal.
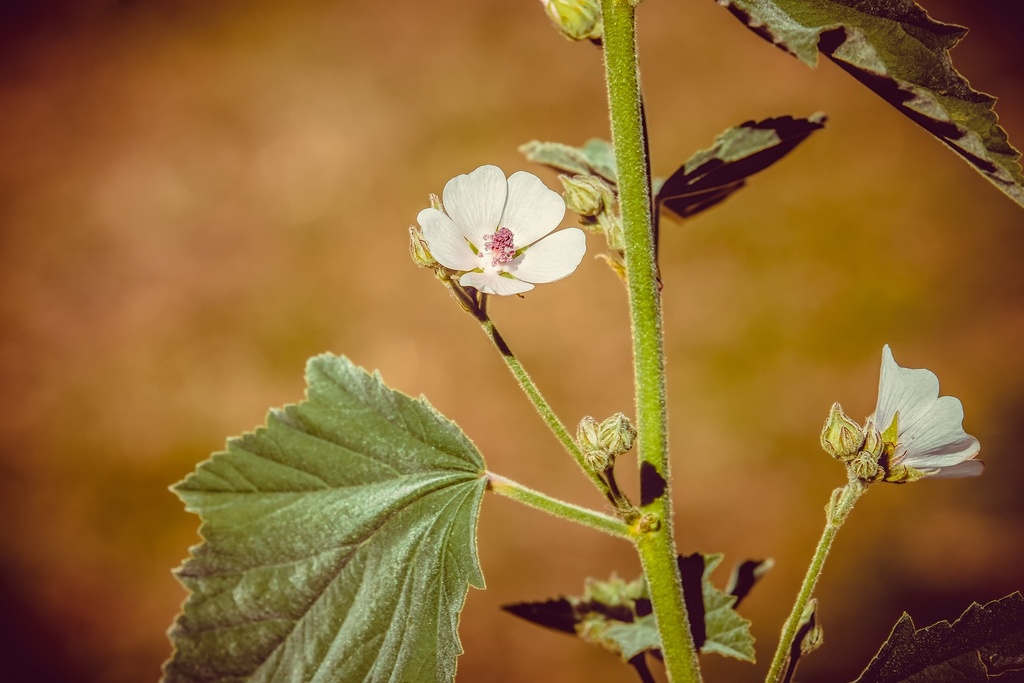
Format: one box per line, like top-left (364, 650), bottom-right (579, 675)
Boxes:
top-left (501, 171), bottom-right (566, 247)
top-left (514, 228), bottom-right (586, 283)
top-left (443, 165), bottom-right (508, 247)
top-left (418, 208), bottom-right (479, 271)
top-left (873, 345), bottom-right (940, 433)
top-left (926, 459), bottom-right (984, 479)
top-left (459, 271), bottom-right (534, 296)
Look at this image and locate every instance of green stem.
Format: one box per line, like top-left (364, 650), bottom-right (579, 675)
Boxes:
top-left (487, 472), bottom-right (632, 540)
top-left (601, 2), bottom-right (701, 682)
top-left (765, 478), bottom-right (867, 683)
top-left (476, 314), bottom-right (614, 500)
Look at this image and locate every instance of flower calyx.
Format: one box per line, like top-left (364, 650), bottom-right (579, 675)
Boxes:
top-left (409, 225), bottom-right (438, 269)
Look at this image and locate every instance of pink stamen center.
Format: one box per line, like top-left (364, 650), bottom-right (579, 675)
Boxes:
top-left (483, 227), bottom-right (516, 267)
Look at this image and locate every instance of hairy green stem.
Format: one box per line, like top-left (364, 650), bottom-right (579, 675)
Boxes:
top-left (765, 478), bottom-right (867, 683)
top-left (601, 2), bottom-right (702, 681)
top-left (476, 314), bottom-right (613, 500)
top-left (487, 472), bottom-right (632, 540)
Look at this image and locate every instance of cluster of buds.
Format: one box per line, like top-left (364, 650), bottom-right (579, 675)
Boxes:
top-left (820, 403), bottom-right (896, 482)
top-left (577, 413), bottom-right (637, 472)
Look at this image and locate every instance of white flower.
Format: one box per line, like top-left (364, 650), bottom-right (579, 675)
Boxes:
top-left (871, 345), bottom-right (982, 480)
top-left (417, 165), bottom-right (586, 296)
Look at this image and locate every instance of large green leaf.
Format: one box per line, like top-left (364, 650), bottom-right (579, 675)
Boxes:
top-left (715, 0), bottom-right (1024, 208)
top-left (854, 592), bottom-right (1024, 683)
top-left (164, 354), bottom-right (487, 683)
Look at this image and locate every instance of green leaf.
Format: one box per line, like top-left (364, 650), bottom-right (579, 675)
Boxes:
top-left (854, 592), bottom-right (1024, 683)
top-left (715, 0), bottom-right (1024, 208)
top-left (164, 354), bottom-right (487, 683)
top-left (692, 553), bottom-right (757, 662)
top-left (596, 614), bottom-right (661, 660)
top-left (656, 114), bottom-right (826, 220)
top-left (502, 552), bottom-right (759, 666)
top-left (519, 138), bottom-right (618, 184)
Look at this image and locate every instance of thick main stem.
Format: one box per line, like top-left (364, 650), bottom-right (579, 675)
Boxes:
top-left (601, 2), bottom-right (701, 681)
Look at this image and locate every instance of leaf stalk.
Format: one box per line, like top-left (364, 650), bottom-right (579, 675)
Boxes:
top-left (486, 472), bottom-right (632, 540)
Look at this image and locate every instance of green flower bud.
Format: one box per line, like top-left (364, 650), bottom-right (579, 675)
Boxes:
top-left (540, 0), bottom-right (603, 42)
top-left (820, 402), bottom-right (864, 461)
top-left (849, 452), bottom-right (884, 482)
top-left (861, 419), bottom-right (883, 460)
top-left (577, 415), bottom-right (601, 453)
top-left (409, 225), bottom-right (437, 268)
top-left (560, 174), bottom-right (613, 217)
top-left (584, 450), bottom-right (611, 473)
top-left (635, 512), bottom-right (660, 534)
top-left (598, 412), bottom-right (636, 456)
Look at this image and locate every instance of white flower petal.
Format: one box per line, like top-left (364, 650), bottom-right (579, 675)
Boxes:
top-left (899, 395), bottom-right (980, 467)
top-left (873, 345), bottom-right (940, 434)
top-left (417, 208), bottom-right (479, 271)
top-left (925, 459), bottom-right (984, 479)
top-left (443, 165), bottom-right (507, 248)
top-left (459, 271), bottom-right (534, 296)
top-left (872, 345), bottom-right (982, 477)
top-left (513, 228), bottom-right (587, 284)
top-left (500, 170), bottom-right (566, 248)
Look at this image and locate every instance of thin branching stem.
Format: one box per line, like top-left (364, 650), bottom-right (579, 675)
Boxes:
top-left (765, 477), bottom-right (868, 683)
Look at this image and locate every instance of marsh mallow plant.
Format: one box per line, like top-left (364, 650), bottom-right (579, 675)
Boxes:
top-left (164, 1), bottom-right (1023, 681)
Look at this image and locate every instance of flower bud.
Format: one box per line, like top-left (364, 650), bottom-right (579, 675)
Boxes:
top-left (577, 416), bottom-right (601, 453)
top-left (598, 412), bottom-right (636, 456)
top-left (560, 174), bottom-right (613, 217)
top-left (860, 418), bottom-right (883, 460)
top-left (849, 452), bottom-right (884, 482)
top-left (540, 0), bottom-right (603, 42)
top-left (584, 450), bottom-right (611, 473)
top-left (820, 402), bottom-right (863, 461)
top-left (409, 225), bottom-right (437, 268)
top-left (636, 512), bottom-right (660, 533)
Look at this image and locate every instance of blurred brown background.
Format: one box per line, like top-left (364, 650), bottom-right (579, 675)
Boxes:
top-left (1, 0), bottom-right (1022, 681)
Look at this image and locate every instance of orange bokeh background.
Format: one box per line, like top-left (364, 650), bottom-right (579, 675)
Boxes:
top-left (1, 1), bottom-right (1022, 681)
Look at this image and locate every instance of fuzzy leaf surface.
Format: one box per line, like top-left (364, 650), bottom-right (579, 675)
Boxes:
top-left (855, 592), bottom-right (1024, 683)
top-left (165, 354), bottom-right (487, 683)
top-left (716, 0), bottom-right (1024, 208)
top-left (519, 138), bottom-right (618, 184)
top-left (688, 553), bottom-right (757, 662)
